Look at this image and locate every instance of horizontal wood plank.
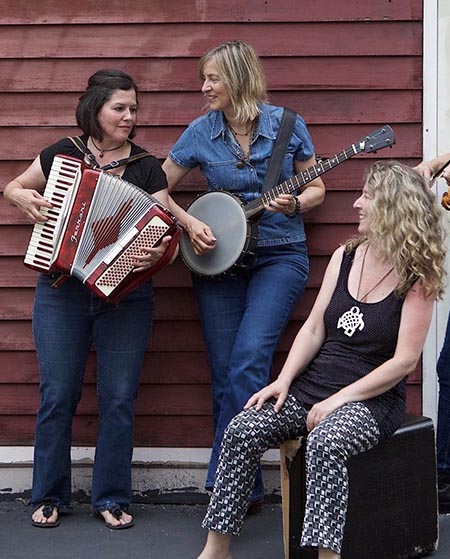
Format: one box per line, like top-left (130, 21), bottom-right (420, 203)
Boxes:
top-left (0, 90), bottom-right (422, 127)
top-left (0, 254), bottom-right (332, 289)
top-left (0, 285), bottom-right (317, 322)
top-left (0, 415), bottom-right (214, 447)
top-left (0, 158), bottom-right (421, 195)
top-left (0, 350), bottom-right (214, 384)
top-left (0, 123), bottom-right (422, 161)
top-left (1, 1), bottom-right (422, 25)
top-left (0, 318), bottom-right (303, 352)
top-left (0, 386), bottom-right (422, 447)
top-left (0, 190), bottom-right (368, 226)
top-left (0, 223), bottom-right (359, 257)
top-left (0, 348), bottom-right (423, 386)
top-left (0, 383), bottom-right (213, 416)
top-left (0, 57), bottom-right (422, 93)
top-left (0, 286), bottom-right (202, 321)
top-left (0, 378), bottom-right (423, 417)
top-left (150, 319), bottom-right (303, 354)
top-left (0, 256), bottom-right (194, 287)
top-left (1, 22), bottom-right (422, 59)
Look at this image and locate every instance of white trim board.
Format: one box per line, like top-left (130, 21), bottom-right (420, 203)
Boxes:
top-left (422, 0), bottom-right (450, 422)
top-left (0, 447), bottom-right (281, 498)
top-left (0, 446), bottom-right (280, 465)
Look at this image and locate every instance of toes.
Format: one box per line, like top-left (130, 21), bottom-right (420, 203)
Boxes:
top-left (100, 509), bottom-right (133, 527)
top-left (32, 504), bottom-right (59, 525)
top-left (101, 510), bottom-right (126, 526)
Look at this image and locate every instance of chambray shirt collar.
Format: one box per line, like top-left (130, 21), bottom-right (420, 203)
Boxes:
top-left (209, 104), bottom-right (277, 141)
top-left (256, 104), bottom-right (277, 140)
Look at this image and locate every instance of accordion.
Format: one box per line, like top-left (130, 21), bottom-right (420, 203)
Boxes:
top-left (24, 154), bottom-right (183, 303)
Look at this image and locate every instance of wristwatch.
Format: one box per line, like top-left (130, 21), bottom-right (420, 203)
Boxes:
top-left (288, 196), bottom-right (302, 217)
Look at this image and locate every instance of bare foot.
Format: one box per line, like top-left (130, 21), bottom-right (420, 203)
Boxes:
top-left (197, 551), bottom-right (232, 559)
top-left (318, 547), bottom-right (340, 559)
top-left (99, 508), bottom-right (134, 529)
top-left (197, 531), bottom-right (232, 559)
top-left (31, 503), bottom-right (59, 527)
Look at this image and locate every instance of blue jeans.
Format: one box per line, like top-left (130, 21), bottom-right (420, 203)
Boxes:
top-left (437, 313), bottom-right (450, 480)
top-left (31, 273), bottom-right (154, 511)
top-left (192, 243), bottom-right (309, 501)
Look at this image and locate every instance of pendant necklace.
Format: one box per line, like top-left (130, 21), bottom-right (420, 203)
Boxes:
top-left (229, 123), bottom-right (252, 137)
top-left (91, 138), bottom-right (126, 159)
top-left (337, 244), bottom-right (394, 337)
top-left (356, 244), bottom-right (395, 302)
top-left (228, 121), bottom-right (254, 165)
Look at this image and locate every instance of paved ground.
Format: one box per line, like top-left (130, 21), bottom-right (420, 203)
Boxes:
top-left (0, 500), bottom-right (449, 559)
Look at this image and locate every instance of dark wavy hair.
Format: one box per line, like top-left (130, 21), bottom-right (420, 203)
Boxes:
top-left (76, 68), bottom-right (138, 141)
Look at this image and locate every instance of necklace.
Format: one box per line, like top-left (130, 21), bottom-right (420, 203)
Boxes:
top-left (356, 244), bottom-right (395, 302)
top-left (91, 138), bottom-right (126, 158)
top-left (228, 121), bottom-right (254, 162)
top-left (229, 123), bottom-right (253, 137)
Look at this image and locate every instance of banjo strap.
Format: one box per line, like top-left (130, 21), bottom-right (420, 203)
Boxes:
top-left (262, 107), bottom-right (297, 192)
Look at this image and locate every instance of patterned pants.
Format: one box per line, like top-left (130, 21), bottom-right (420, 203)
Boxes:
top-left (202, 394), bottom-right (380, 554)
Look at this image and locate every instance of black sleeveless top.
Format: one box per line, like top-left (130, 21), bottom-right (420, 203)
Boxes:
top-left (289, 248), bottom-right (407, 440)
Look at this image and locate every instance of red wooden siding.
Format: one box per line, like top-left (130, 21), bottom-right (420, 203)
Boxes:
top-left (0, 1), bottom-right (423, 447)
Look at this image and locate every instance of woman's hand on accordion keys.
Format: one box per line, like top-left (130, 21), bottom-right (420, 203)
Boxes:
top-left (8, 187), bottom-right (53, 224)
top-left (132, 235), bottom-right (178, 273)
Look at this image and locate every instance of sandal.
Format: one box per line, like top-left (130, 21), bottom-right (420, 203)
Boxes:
top-left (97, 504), bottom-right (134, 530)
top-left (31, 502), bottom-right (60, 528)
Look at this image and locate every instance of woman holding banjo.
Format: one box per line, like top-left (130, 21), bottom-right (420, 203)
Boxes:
top-left (163, 40), bottom-right (325, 511)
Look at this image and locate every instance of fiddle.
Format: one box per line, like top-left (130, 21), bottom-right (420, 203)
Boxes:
top-left (442, 188), bottom-right (450, 211)
top-left (430, 158), bottom-right (450, 210)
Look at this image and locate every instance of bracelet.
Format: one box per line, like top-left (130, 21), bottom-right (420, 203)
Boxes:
top-left (287, 196), bottom-right (302, 217)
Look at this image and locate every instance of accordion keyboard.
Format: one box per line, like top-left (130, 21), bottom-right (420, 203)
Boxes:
top-left (24, 155), bottom-right (82, 272)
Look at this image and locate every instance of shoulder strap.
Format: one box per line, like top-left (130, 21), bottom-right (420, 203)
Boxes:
top-left (100, 152), bottom-right (150, 171)
top-left (68, 135), bottom-right (89, 156)
top-left (262, 107), bottom-right (297, 192)
top-left (67, 136), bottom-right (150, 171)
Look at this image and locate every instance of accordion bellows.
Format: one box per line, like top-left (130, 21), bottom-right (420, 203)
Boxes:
top-left (24, 155), bottom-right (182, 303)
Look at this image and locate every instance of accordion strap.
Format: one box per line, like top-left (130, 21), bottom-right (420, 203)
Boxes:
top-left (68, 136), bottom-right (150, 171)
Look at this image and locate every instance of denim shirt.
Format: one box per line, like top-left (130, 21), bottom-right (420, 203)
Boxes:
top-left (169, 104), bottom-right (315, 247)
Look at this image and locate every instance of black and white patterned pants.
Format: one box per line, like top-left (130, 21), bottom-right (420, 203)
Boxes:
top-left (202, 394), bottom-right (380, 554)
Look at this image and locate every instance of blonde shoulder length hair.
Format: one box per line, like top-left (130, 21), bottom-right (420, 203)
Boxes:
top-left (345, 160), bottom-right (446, 299)
top-left (199, 40), bottom-right (268, 124)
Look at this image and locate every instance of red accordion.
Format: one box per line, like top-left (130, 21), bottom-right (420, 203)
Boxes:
top-left (24, 155), bottom-right (183, 303)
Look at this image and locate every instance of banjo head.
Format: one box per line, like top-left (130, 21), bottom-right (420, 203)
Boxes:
top-left (180, 191), bottom-right (250, 276)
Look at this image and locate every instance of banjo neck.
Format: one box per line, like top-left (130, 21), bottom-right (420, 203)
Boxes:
top-left (244, 138), bottom-right (376, 220)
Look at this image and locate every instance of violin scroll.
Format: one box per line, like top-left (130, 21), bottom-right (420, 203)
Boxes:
top-left (442, 189), bottom-right (450, 211)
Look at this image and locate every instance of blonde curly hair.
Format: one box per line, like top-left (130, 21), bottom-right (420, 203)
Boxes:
top-left (346, 160), bottom-right (446, 299)
top-left (199, 40), bottom-right (268, 124)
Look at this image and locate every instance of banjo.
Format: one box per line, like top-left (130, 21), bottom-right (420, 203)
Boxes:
top-left (180, 125), bottom-right (395, 277)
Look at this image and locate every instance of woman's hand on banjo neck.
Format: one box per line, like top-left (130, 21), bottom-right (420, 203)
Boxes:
top-left (264, 193), bottom-right (298, 215)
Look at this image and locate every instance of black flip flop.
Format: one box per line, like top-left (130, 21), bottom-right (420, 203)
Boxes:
top-left (97, 505), bottom-right (134, 530)
top-left (31, 502), bottom-right (60, 528)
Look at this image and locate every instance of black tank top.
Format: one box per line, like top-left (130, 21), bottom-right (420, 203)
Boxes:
top-left (290, 248), bottom-right (407, 440)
